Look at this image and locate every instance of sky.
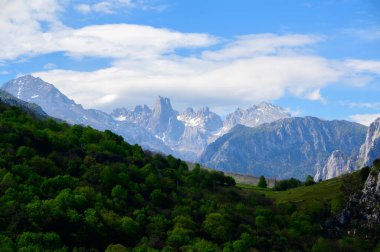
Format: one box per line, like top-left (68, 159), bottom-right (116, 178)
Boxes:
top-left (0, 0), bottom-right (380, 125)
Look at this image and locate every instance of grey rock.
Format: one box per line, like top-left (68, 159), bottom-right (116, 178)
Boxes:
top-left (178, 106), bottom-right (223, 132)
top-left (358, 117), bottom-right (380, 167)
top-left (315, 150), bottom-right (355, 181)
top-left (111, 105), bottom-right (152, 127)
top-left (200, 117), bottom-right (367, 179)
top-left (338, 169), bottom-right (380, 231)
top-left (223, 102), bottom-right (290, 132)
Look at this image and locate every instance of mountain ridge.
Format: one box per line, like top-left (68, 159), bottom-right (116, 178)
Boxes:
top-left (200, 116), bottom-right (367, 179)
top-left (3, 75), bottom-right (378, 181)
top-left (2, 75), bottom-right (172, 154)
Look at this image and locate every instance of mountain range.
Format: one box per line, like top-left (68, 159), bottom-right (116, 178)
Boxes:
top-left (200, 117), bottom-right (367, 179)
top-left (2, 75), bottom-right (380, 180)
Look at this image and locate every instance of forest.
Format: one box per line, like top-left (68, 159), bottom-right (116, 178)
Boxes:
top-left (0, 101), bottom-right (378, 251)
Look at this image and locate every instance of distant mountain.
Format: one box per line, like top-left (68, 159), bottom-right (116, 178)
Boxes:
top-left (358, 117), bottom-right (380, 167)
top-left (0, 89), bottom-right (47, 117)
top-left (113, 97), bottom-right (289, 160)
top-left (147, 96), bottom-right (185, 142)
top-left (312, 117), bottom-right (380, 181)
top-left (178, 107), bottom-right (223, 132)
top-left (223, 102), bottom-right (290, 132)
top-left (200, 117), bottom-right (367, 180)
top-left (111, 105), bottom-right (152, 127)
top-left (5, 75), bottom-right (370, 181)
top-left (2, 75), bottom-right (171, 154)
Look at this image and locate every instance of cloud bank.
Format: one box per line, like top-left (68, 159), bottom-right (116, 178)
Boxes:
top-left (1, 0), bottom-right (380, 115)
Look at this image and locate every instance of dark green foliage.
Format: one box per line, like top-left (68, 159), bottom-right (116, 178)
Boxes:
top-left (0, 102), bottom-right (378, 251)
top-left (371, 159), bottom-right (380, 175)
top-left (274, 177), bottom-right (302, 191)
top-left (341, 167), bottom-right (370, 202)
top-left (305, 175), bottom-right (315, 186)
top-left (258, 175), bottom-right (267, 188)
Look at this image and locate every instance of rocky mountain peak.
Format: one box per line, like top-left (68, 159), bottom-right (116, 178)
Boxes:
top-left (186, 107), bottom-right (195, 113)
top-left (148, 96), bottom-right (181, 135)
top-left (358, 117), bottom-right (380, 167)
top-left (223, 102), bottom-right (290, 131)
top-left (154, 96), bottom-right (175, 114)
top-left (134, 104), bottom-right (152, 114)
top-left (2, 75), bottom-right (56, 100)
top-left (197, 106), bottom-right (210, 115)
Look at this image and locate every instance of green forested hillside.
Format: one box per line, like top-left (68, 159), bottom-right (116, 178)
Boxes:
top-left (0, 102), bottom-right (378, 251)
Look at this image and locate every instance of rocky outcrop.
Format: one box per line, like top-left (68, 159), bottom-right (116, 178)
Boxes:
top-left (200, 117), bottom-right (367, 179)
top-left (358, 117), bottom-right (380, 167)
top-left (338, 167), bottom-right (380, 233)
top-left (315, 150), bottom-right (355, 181)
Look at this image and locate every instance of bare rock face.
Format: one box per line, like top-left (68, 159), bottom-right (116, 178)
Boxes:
top-left (338, 167), bottom-right (380, 232)
top-left (314, 150), bottom-right (355, 181)
top-left (178, 106), bottom-right (223, 132)
top-left (360, 171), bottom-right (380, 228)
top-left (111, 105), bottom-right (152, 127)
top-left (200, 117), bottom-right (367, 179)
top-left (223, 102), bottom-right (290, 132)
top-left (358, 117), bottom-right (380, 167)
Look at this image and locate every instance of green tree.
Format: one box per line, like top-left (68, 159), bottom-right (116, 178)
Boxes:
top-left (305, 175), bottom-right (315, 186)
top-left (202, 213), bottom-right (231, 242)
top-left (0, 235), bottom-right (14, 252)
top-left (105, 244), bottom-right (129, 252)
top-left (311, 237), bottom-right (338, 252)
top-left (258, 176), bottom-right (267, 188)
top-left (166, 227), bottom-right (192, 248)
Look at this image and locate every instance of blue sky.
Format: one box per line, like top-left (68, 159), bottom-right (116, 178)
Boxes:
top-left (1, 0), bottom-right (380, 125)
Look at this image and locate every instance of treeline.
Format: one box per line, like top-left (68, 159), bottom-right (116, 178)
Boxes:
top-left (0, 102), bottom-right (378, 251)
top-left (257, 175), bottom-right (315, 190)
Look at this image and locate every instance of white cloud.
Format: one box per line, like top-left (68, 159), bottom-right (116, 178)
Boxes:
top-left (74, 0), bottom-right (165, 14)
top-left (0, 0), bottom-right (64, 61)
top-left (33, 53), bottom-right (342, 111)
top-left (2, 1), bottom-right (380, 114)
top-left (0, 21), bottom-right (218, 61)
top-left (202, 34), bottom-right (322, 61)
top-left (75, 4), bottom-right (92, 14)
top-left (349, 113), bottom-right (380, 126)
top-left (349, 102), bottom-right (380, 110)
top-left (0, 70), bottom-right (10, 75)
top-left (284, 107), bottom-right (302, 117)
top-left (345, 60), bottom-right (380, 75)
top-left (43, 63), bottom-right (57, 69)
top-left (52, 24), bottom-right (218, 59)
top-left (306, 89), bottom-right (325, 102)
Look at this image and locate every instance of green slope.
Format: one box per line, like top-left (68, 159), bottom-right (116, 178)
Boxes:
top-left (237, 177), bottom-right (343, 208)
top-left (0, 101), bottom-right (378, 251)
